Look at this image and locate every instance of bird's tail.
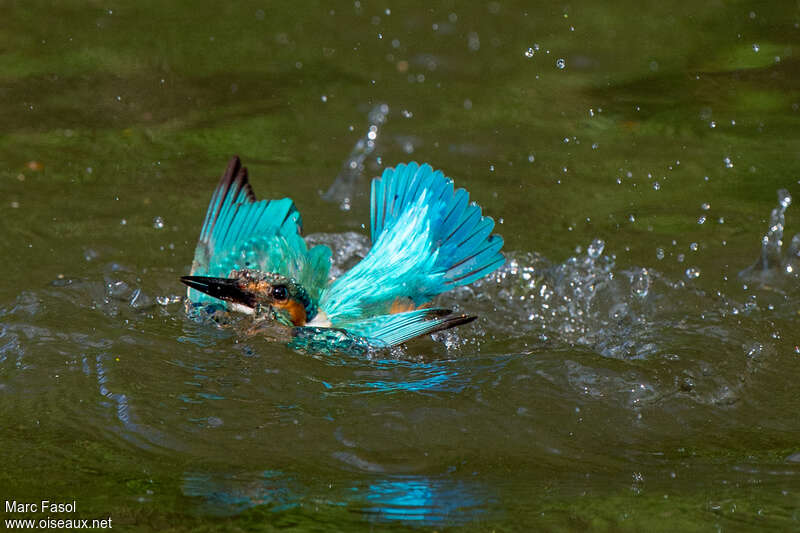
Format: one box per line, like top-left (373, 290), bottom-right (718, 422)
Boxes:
top-left (290, 308), bottom-right (474, 353)
top-left (344, 307), bottom-right (476, 347)
top-left (321, 162), bottom-right (504, 321)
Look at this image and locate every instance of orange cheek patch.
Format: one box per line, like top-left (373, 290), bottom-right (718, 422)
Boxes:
top-left (273, 300), bottom-right (307, 326)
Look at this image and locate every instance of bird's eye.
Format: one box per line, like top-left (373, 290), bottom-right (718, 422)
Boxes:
top-left (271, 285), bottom-right (288, 301)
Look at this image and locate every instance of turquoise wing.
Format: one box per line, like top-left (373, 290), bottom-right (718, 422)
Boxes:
top-left (319, 162), bottom-right (504, 322)
top-left (188, 156), bottom-right (331, 304)
top-left (289, 308), bottom-right (474, 353)
top-left (342, 308), bottom-right (476, 347)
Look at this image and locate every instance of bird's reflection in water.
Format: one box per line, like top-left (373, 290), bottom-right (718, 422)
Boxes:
top-left (182, 470), bottom-right (494, 525)
top-left (182, 470), bottom-right (303, 516)
top-left (360, 476), bottom-right (493, 525)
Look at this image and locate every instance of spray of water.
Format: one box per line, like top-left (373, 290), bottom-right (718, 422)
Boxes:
top-left (322, 104), bottom-right (390, 210)
top-left (740, 188), bottom-right (800, 280)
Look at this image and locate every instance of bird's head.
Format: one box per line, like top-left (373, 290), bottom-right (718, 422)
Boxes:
top-left (181, 269), bottom-right (316, 326)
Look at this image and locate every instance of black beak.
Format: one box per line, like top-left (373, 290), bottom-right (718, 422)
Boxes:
top-left (180, 275), bottom-right (256, 307)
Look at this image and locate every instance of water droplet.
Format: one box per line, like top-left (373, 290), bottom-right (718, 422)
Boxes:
top-left (698, 216), bottom-right (706, 224)
top-left (723, 156), bottom-right (733, 168)
top-left (778, 189), bottom-right (792, 209)
top-left (401, 109), bottom-right (413, 118)
top-left (628, 214), bottom-right (636, 223)
top-left (710, 121), bottom-right (716, 128)
top-left (609, 302), bottom-right (629, 320)
top-left (631, 268), bottom-right (650, 297)
top-left (467, 32), bottom-right (480, 51)
top-left (656, 248), bottom-right (665, 260)
top-left (321, 95), bottom-right (328, 102)
top-left (653, 182), bottom-right (661, 190)
top-left (524, 47), bottom-right (535, 58)
top-left (685, 267), bottom-right (701, 279)
top-left (701, 202), bottom-right (710, 210)
top-left (752, 43), bottom-right (760, 52)
top-left (129, 288), bottom-right (153, 309)
top-left (690, 242), bottom-right (699, 251)
top-left (107, 280), bottom-right (131, 299)
top-left (528, 154), bottom-right (535, 163)
top-left (587, 238), bottom-right (605, 259)
top-left (156, 295), bottom-right (182, 306)
top-left (555, 58), bottom-right (566, 69)
top-left (153, 216), bottom-right (165, 229)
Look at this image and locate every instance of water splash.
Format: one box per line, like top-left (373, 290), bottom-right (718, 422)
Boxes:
top-left (630, 268), bottom-right (650, 298)
top-left (740, 188), bottom-right (800, 281)
top-left (323, 104), bottom-right (390, 210)
top-left (305, 232), bottom-right (370, 278)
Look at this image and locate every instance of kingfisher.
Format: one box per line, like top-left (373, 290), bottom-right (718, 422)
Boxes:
top-left (181, 156), bottom-right (504, 355)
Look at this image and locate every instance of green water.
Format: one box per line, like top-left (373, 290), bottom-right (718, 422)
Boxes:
top-left (2, 1), bottom-right (800, 530)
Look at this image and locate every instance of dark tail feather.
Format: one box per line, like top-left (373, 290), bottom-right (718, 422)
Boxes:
top-left (342, 308), bottom-right (477, 347)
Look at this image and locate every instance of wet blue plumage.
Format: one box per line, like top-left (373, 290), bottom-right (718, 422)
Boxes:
top-left (188, 157), bottom-right (330, 306)
top-left (320, 162), bottom-right (504, 326)
top-left (185, 157), bottom-right (504, 353)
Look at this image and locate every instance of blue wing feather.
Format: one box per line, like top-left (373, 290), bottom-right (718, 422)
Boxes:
top-left (342, 308), bottom-right (475, 348)
top-left (320, 162), bottom-right (504, 323)
top-left (446, 235), bottom-right (505, 285)
top-left (189, 156), bottom-right (331, 304)
top-left (288, 309), bottom-right (473, 353)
